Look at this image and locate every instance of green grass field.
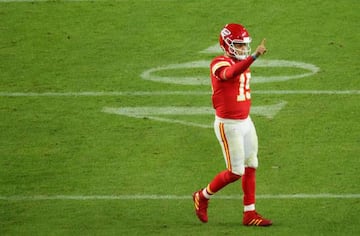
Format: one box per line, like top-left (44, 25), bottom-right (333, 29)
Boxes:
top-left (1, 0), bottom-right (359, 235)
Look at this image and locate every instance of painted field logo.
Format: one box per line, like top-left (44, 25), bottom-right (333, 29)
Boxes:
top-left (141, 44), bottom-right (319, 85)
top-left (104, 44), bottom-right (320, 128)
top-left (141, 59), bottom-right (319, 86)
top-left (103, 102), bottom-right (287, 129)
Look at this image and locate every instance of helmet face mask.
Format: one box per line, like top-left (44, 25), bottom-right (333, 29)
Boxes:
top-left (219, 24), bottom-right (252, 60)
top-left (225, 38), bottom-right (251, 60)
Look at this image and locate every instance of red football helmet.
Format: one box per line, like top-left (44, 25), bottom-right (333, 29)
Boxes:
top-left (219, 23), bottom-right (252, 60)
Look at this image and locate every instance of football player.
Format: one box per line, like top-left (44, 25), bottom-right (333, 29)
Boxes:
top-left (193, 23), bottom-right (272, 226)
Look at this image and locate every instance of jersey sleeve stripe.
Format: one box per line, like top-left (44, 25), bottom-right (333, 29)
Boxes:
top-left (211, 61), bottom-right (231, 75)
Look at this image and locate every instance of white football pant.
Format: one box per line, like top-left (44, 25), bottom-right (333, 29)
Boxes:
top-left (214, 116), bottom-right (259, 176)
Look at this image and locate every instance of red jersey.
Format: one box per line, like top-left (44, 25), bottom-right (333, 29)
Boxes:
top-left (210, 56), bottom-right (252, 119)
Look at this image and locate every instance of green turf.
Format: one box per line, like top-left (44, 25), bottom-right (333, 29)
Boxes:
top-left (1, 0), bottom-right (359, 235)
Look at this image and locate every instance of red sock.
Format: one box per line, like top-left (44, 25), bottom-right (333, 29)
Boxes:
top-left (206, 170), bottom-right (241, 196)
top-left (242, 167), bottom-right (256, 206)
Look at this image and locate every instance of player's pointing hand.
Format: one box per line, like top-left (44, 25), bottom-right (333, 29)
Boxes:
top-left (255, 38), bottom-right (267, 56)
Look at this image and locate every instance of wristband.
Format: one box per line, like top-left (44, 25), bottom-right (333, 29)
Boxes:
top-left (251, 54), bottom-right (258, 60)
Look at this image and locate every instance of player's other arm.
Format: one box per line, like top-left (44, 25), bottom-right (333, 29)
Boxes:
top-left (219, 39), bottom-right (267, 80)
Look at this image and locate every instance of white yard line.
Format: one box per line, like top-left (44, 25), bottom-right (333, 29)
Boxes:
top-left (0, 194), bottom-right (359, 201)
top-left (0, 90), bottom-right (359, 97)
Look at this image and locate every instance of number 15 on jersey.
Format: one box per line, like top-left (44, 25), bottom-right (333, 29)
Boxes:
top-left (237, 72), bottom-right (251, 102)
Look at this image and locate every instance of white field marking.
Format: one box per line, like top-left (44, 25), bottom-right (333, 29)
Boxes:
top-left (102, 102), bottom-right (287, 128)
top-left (0, 90), bottom-right (359, 97)
top-left (140, 59), bottom-right (320, 85)
top-left (200, 44), bottom-right (222, 54)
top-left (0, 91), bottom-right (210, 97)
top-left (103, 106), bottom-right (213, 129)
top-left (253, 90), bottom-right (360, 95)
top-left (0, 194), bottom-right (359, 201)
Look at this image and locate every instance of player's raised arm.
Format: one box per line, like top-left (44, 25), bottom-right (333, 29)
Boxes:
top-left (253, 38), bottom-right (267, 57)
